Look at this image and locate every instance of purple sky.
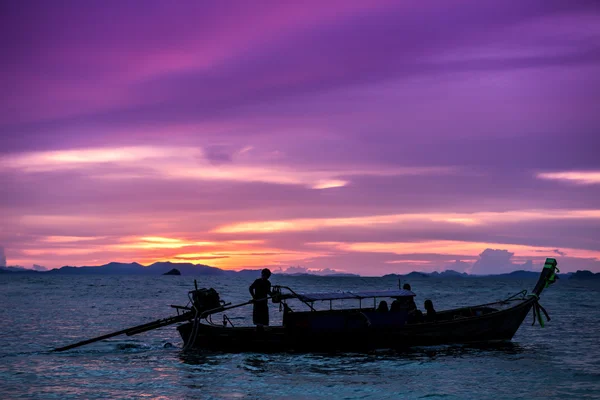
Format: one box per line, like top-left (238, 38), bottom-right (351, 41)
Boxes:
top-left (1, 1), bottom-right (600, 275)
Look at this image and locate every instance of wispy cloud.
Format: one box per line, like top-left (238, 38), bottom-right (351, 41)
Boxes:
top-left (41, 236), bottom-right (106, 243)
top-left (310, 240), bottom-right (600, 260)
top-left (537, 171), bottom-right (600, 185)
top-left (215, 209), bottom-right (600, 234)
top-left (2, 146), bottom-right (454, 189)
top-left (112, 236), bottom-right (218, 250)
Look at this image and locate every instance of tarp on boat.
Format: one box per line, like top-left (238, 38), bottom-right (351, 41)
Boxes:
top-left (294, 289), bottom-right (415, 302)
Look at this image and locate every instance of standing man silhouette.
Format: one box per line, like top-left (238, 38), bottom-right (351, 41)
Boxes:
top-left (249, 268), bottom-right (272, 327)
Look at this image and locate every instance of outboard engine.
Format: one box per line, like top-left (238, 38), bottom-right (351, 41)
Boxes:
top-left (271, 285), bottom-right (282, 303)
top-left (189, 287), bottom-right (222, 313)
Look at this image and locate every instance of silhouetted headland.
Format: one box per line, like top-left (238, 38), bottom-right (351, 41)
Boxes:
top-left (569, 270), bottom-right (600, 280)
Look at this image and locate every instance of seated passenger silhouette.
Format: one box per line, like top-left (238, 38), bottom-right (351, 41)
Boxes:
top-left (390, 298), bottom-right (402, 312)
top-left (391, 284), bottom-right (414, 311)
top-left (407, 301), bottom-right (423, 323)
top-left (400, 284), bottom-right (423, 323)
top-left (377, 300), bottom-right (389, 312)
top-left (391, 283), bottom-right (414, 312)
top-left (403, 284), bottom-right (418, 314)
top-left (391, 297), bottom-right (410, 312)
top-left (424, 299), bottom-right (436, 322)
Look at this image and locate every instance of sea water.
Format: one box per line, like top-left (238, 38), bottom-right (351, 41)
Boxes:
top-left (1, 274), bottom-right (599, 399)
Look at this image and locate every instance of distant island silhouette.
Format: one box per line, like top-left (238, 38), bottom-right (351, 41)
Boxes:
top-left (163, 268), bottom-right (181, 276)
top-left (568, 270), bottom-right (600, 280)
top-left (0, 262), bottom-right (596, 279)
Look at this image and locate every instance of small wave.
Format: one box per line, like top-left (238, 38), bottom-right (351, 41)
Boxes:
top-left (240, 363), bottom-right (266, 372)
top-left (115, 342), bottom-right (151, 351)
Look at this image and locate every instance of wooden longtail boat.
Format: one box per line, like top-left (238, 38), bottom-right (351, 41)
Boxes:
top-left (53, 258), bottom-right (558, 353)
top-left (176, 258), bottom-right (558, 352)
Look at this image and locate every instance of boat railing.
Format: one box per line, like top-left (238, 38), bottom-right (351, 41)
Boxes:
top-left (272, 285), bottom-right (317, 311)
top-left (272, 285), bottom-right (418, 313)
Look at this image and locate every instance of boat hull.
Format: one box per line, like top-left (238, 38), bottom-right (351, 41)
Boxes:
top-left (177, 298), bottom-right (535, 352)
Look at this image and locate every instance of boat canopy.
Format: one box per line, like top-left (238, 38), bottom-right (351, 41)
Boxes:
top-left (293, 289), bottom-right (415, 302)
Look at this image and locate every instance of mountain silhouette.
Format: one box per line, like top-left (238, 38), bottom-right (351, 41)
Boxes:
top-left (0, 263), bottom-right (589, 278)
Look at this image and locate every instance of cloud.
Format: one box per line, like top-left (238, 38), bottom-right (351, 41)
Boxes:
top-left (313, 241), bottom-right (600, 260)
top-left (1, 145), bottom-right (456, 191)
top-left (203, 145), bottom-right (234, 165)
top-left (442, 260), bottom-right (472, 273)
top-left (215, 209), bottom-right (600, 234)
top-left (537, 171), bottom-right (600, 185)
top-left (469, 249), bottom-right (535, 275)
top-left (521, 260), bottom-right (534, 271)
top-left (276, 265), bottom-right (347, 276)
top-left (32, 264), bottom-right (48, 271)
top-left (3, 2), bottom-right (600, 155)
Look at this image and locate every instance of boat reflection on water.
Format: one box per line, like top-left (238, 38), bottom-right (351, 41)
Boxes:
top-left (178, 341), bottom-right (529, 367)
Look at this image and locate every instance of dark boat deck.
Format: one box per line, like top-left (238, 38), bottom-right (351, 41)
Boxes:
top-left (178, 297), bottom-right (536, 352)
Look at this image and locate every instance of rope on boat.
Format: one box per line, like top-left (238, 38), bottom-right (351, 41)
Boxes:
top-left (502, 290), bottom-right (552, 328)
top-left (502, 289), bottom-right (553, 328)
top-left (185, 314), bottom-right (201, 350)
top-left (502, 262), bottom-right (558, 329)
top-left (529, 264), bottom-right (558, 327)
top-left (184, 292), bottom-right (201, 351)
top-left (504, 290), bottom-right (528, 301)
top-left (526, 293), bottom-right (551, 328)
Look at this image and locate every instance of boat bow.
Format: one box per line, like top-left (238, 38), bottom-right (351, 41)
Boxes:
top-left (527, 257), bottom-right (559, 327)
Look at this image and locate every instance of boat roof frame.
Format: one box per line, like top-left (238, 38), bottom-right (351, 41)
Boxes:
top-left (277, 288), bottom-right (415, 302)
